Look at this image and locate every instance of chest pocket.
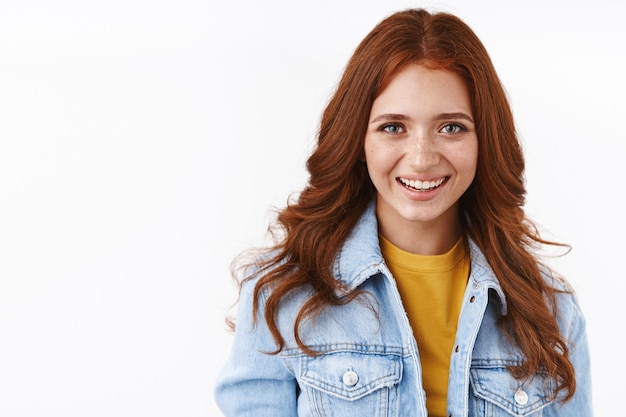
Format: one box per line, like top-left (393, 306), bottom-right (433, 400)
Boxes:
top-left (469, 365), bottom-right (555, 417)
top-left (297, 350), bottom-right (402, 417)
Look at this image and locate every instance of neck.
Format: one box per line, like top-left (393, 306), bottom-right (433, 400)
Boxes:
top-left (376, 209), bottom-right (463, 256)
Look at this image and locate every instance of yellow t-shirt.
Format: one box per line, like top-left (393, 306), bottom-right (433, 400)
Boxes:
top-left (379, 235), bottom-right (470, 417)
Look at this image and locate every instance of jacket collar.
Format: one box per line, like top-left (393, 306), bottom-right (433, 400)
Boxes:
top-left (333, 201), bottom-right (508, 315)
top-left (332, 202), bottom-right (384, 291)
top-left (466, 238), bottom-right (508, 315)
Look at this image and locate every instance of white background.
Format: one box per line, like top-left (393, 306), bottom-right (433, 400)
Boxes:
top-left (0, 0), bottom-right (623, 415)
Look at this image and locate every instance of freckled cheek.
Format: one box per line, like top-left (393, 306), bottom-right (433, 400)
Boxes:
top-left (463, 151), bottom-right (479, 181)
top-left (369, 149), bottom-right (400, 168)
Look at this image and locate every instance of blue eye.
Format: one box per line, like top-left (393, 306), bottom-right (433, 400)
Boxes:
top-left (380, 123), bottom-right (405, 134)
top-left (440, 123), bottom-right (465, 134)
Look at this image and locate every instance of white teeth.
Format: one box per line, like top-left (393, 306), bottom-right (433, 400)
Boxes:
top-left (399, 177), bottom-right (445, 191)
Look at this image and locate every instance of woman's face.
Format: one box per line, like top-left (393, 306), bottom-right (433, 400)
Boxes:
top-left (364, 64), bottom-right (478, 251)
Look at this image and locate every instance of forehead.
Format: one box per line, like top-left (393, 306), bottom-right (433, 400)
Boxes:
top-left (371, 64), bottom-right (472, 115)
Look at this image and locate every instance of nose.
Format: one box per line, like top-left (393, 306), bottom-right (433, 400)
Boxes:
top-left (407, 135), bottom-right (440, 170)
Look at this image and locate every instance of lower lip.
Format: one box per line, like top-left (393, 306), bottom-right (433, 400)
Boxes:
top-left (397, 177), bottom-right (448, 201)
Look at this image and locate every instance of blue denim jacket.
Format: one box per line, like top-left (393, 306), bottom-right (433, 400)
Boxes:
top-left (214, 204), bottom-right (593, 416)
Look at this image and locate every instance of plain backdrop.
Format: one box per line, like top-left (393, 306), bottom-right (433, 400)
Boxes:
top-left (0, 0), bottom-right (624, 415)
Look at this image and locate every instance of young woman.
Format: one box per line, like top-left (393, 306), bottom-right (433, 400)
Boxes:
top-left (214, 8), bottom-right (592, 417)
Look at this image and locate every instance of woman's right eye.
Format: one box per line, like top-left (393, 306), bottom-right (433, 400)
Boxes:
top-left (379, 123), bottom-right (405, 134)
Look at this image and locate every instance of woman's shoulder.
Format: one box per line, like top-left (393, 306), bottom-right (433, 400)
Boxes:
top-left (235, 249), bottom-right (316, 313)
top-left (540, 268), bottom-right (588, 339)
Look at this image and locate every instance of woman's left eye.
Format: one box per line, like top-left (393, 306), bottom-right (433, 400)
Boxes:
top-left (440, 123), bottom-right (465, 134)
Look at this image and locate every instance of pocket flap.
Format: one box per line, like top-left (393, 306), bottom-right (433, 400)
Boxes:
top-left (299, 351), bottom-right (402, 401)
top-left (470, 366), bottom-right (555, 416)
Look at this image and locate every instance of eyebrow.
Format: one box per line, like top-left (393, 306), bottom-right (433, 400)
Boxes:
top-left (369, 112), bottom-right (475, 124)
top-left (369, 114), bottom-right (410, 124)
top-left (437, 112), bottom-right (474, 123)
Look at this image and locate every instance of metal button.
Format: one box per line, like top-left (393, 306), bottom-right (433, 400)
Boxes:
top-left (514, 389), bottom-right (528, 405)
top-left (342, 370), bottom-right (359, 386)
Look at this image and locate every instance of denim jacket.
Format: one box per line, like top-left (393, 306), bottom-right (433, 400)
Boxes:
top-left (214, 203), bottom-right (593, 416)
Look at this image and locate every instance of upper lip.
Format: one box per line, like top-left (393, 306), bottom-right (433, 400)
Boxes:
top-left (398, 176), bottom-right (446, 182)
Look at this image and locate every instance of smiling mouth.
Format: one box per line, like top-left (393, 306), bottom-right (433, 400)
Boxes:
top-left (398, 177), bottom-right (447, 191)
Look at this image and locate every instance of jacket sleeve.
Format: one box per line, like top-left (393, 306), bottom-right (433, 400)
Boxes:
top-left (550, 293), bottom-right (594, 416)
top-left (214, 278), bottom-right (298, 417)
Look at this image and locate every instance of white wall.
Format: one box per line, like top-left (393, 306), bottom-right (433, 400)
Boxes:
top-left (0, 0), bottom-right (623, 415)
